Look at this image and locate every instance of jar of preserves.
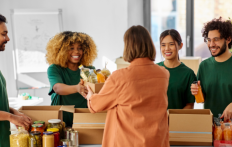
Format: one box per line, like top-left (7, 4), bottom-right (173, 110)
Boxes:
top-left (47, 128), bottom-right (60, 147)
top-left (223, 123), bottom-right (231, 141)
top-left (10, 127), bottom-right (29, 147)
top-left (47, 119), bottom-right (63, 138)
top-left (214, 123), bottom-right (222, 140)
top-left (31, 124), bottom-right (44, 135)
top-left (33, 121), bottom-right (45, 130)
top-left (28, 131), bottom-right (42, 147)
top-left (43, 132), bottom-right (54, 147)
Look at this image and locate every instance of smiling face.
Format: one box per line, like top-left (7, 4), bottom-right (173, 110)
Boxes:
top-left (160, 35), bottom-right (182, 60)
top-left (67, 43), bottom-right (83, 65)
top-left (0, 22), bottom-right (10, 51)
top-left (207, 30), bottom-right (228, 57)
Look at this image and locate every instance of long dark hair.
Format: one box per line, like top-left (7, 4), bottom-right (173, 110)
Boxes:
top-left (159, 29), bottom-right (182, 60)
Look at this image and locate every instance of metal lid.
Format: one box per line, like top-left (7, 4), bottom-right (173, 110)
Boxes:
top-left (32, 124), bottom-right (43, 128)
top-left (48, 119), bottom-right (61, 123)
top-left (47, 128), bottom-right (59, 132)
top-left (34, 121), bottom-right (45, 124)
top-left (60, 139), bottom-right (71, 142)
top-left (30, 131), bottom-right (41, 135)
top-left (225, 123), bottom-right (230, 126)
top-left (43, 131), bottom-right (53, 135)
top-left (72, 130), bottom-right (79, 133)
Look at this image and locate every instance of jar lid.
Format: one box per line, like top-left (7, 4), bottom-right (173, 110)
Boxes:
top-left (30, 131), bottom-right (41, 135)
top-left (225, 123), bottom-right (230, 126)
top-left (32, 124), bottom-right (43, 128)
top-left (47, 128), bottom-right (59, 132)
top-left (48, 119), bottom-right (61, 123)
top-left (43, 131), bottom-right (53, 135)
top-left (34, 121), bottom-right (45, 124)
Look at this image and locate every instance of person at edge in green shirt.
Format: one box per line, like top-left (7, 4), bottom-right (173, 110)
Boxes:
top-left (0, 14), bottom-right (32, 147)
top-left (157, 29), bottom-right (196, 109)
top-left (46, 31), bottom-right (97, 127)
top-left (191, 17), bottom-right (232, 121)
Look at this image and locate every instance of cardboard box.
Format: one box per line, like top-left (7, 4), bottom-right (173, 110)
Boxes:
top-left (115, 57), bottom-right (130, 69)
top-left (84, 81), bottom-right (104, 93)
top-left (180, 56), bottom-right (202, 75)
top-left (19, 105), bottom-right (75, 126)
top-left (72, 108), bottom-right (107, 144)
top-left (168, 109), bottom-right (213, 146)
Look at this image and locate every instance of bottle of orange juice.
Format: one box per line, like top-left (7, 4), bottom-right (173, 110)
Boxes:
top-left (193, 81), bottom-right (204, 103)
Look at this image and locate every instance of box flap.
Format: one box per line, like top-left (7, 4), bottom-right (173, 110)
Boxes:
top-left (168, 109), bottom-right (212, 115)
top-left (59, 105), bottom-right (75, 113)
top-left (19, 106), bottom-right (62, 111)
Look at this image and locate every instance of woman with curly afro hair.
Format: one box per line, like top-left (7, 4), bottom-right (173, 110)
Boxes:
top-left (191, 17), bottom-right (232, 120)
top-left (46, 31), bottom-right (97, 127)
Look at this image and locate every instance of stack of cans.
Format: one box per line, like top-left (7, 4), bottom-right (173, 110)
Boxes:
top-left (60, 127), bottom-right (79, 147)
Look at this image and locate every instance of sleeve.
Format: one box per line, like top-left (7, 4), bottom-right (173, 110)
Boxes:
top-left (47, 65), bottom-right (64, 95)
top-left (186, 71), bottom-right (197, 103)
top-left (88, 72), bottom-right (120, 113)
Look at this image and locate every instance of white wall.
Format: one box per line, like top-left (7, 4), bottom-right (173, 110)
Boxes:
top-left (0, 0), bottom-right (143, 105)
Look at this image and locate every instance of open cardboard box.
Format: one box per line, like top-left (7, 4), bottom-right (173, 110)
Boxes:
top-left (72, 108), bottom-right (107, 144)
top-left (84, 81), bottom-right (104, 93)
top-left (168, 109), bottom-right (213, 146)
top-left (18, 105), bottom-right (75, 126)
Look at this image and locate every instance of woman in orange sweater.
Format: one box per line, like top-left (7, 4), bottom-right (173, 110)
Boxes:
top-left (86, 25), bottom-right (170, 147)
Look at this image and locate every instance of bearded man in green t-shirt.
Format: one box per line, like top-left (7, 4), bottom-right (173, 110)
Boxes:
top-left (191, 17), bottom-right (232, 121)
top-left (0, 14), bottom-right (32, 147)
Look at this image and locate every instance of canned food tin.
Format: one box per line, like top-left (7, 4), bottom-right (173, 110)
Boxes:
top-left (60, 139), bottom-right (72, 146)
top-left (70, 130), bottom-right (79, 146)
top-left (64, 128), bottom-right (73, 140)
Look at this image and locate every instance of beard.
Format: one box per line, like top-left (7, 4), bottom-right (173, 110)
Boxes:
top-left (0, 41), bottom-right (7, 51)
top-left (210, 41), bottom-right (227, 57)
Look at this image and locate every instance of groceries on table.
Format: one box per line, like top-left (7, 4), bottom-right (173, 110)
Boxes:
top-left (10, 119), bottom-right (79, 147)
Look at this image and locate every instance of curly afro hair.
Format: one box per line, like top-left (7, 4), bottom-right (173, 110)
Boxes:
top-left (46, 31), bottom-right (97, 68)
top-left (202, 17), bottom-right (232, 48)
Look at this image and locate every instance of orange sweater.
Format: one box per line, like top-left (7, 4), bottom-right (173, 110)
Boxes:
top-left (88, 58), bottom-right (170, 147)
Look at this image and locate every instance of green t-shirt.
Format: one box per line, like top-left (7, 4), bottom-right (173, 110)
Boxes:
top-left (47, 64), bottom-right (95, 127)
top-left (0, 71), bottom-right (10, 147)
top-left (157, 62), bottom-right (196, 109)
top-left (197, 56), bottom-right (232, 116)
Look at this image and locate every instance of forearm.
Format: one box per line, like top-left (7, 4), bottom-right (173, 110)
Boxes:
top-left (53, 83), bottom-right (78, 95)
top-left (183, 103), bottom-right (194, 109)
top-left (0, 111), bottom-right (12, 121)
top-left (9, 107), bottom-right (20, 115)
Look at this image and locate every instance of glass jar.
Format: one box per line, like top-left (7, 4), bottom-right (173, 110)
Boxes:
top-left (214, 124), bottom-right (222, 140)
top-left (28, 131), bottom-right (42, 147)
top-left (43, 132), bottom-right (54, 147)
top-left (47, 128), bottom-right (60, 147)
top-left (31, 124), bottom-right (44, 135)
top-left (10, 127), bottom-right (29, 147)
top-left (33, 121), bottom-right (45, 130)
top-left (223, 123), bottom-right (231, 141)
top-left (47, 119), bottom-right (63, 138)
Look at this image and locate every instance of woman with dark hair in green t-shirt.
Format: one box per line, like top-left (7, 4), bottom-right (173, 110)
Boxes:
top-left (46, 31), bottom-right (97, 127)
top-left (157, 29), bottom-right (196, 109)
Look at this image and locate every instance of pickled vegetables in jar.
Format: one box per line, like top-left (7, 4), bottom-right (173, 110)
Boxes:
top-left (10, 127), bottom-right (29, 147)
top-left (28, 131), bottom-right (42, 147)
top-left (223, 123), bottom-right (231, 141)
top-left (88, 69), bottom-right (97, 83)
top-left (214, 123), bottom-right (222, 140)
